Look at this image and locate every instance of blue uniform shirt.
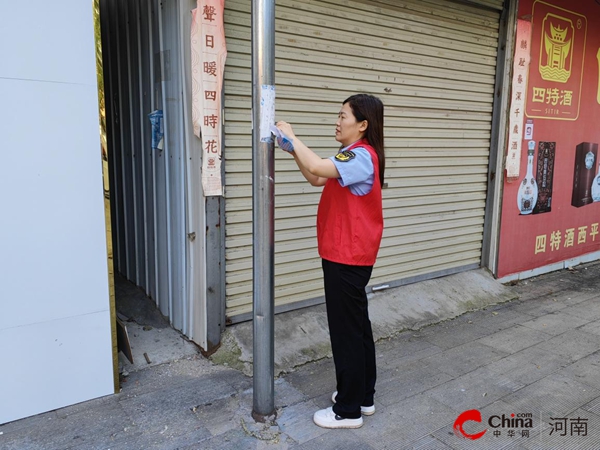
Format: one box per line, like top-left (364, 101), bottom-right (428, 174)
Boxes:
top-left (329, 144), bottom-right (375, 196)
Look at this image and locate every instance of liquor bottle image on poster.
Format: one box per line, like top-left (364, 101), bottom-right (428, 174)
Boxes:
top-left (592, 160), bottom-right (600, 202)
top-left (571, 142), bottom-right (598, 207)
top-left (517, 141), bottom-right (538, 215)
top-left (533, 141), bottom-right (555, 214)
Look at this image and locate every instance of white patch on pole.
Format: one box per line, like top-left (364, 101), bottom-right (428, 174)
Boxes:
top-left (260, 85), bottom-right (276, 142)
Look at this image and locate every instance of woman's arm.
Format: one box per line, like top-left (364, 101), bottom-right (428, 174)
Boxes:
top-left (276, 121), bottom-right (339, 186)
top-left (291, 151), bottom-right (328, 186)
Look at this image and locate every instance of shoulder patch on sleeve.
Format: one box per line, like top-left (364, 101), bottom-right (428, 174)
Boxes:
top-left (335, 150), bottom-right (356, 162)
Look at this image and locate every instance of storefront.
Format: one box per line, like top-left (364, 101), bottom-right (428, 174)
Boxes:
top-left (3, 0), bottom-right (527, 424)
top-left (496, 0), bottom-right (600, 279)
top-left (6, 0), bottom-right (600, 426)
top-left (99, 0), bottom-right (512, 328)
top-left (223, 0), bottom-right (508, 321)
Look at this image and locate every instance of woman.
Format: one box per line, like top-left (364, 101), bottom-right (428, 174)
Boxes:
top-left (275, 93), bottom-right (385, 429)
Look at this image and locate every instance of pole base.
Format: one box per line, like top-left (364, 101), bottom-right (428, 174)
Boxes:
top-left (252, 409), bottom-right (277, 423)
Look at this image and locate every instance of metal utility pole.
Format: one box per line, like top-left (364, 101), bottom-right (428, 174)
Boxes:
top-left (251, 0), bottom-right (276, 420)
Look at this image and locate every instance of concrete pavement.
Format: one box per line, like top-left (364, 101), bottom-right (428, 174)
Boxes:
top-left (213, 268), bottom-right (517, 377)
top-left (2, 262), bottom-right (600, 449)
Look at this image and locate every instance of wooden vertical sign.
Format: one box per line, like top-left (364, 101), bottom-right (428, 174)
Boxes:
top-left (191, 0), bottom-right (227, 196)
top-left (506, 19), bottom-right (532, 182)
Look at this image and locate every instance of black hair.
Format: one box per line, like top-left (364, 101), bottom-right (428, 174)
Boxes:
top-left (343, 94), bottom-right (385, 185)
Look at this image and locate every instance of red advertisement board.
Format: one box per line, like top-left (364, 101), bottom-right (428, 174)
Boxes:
top-left (497, 0), bottom-right (600, 278)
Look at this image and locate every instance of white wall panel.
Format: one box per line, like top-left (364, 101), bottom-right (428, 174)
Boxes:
top-left (1, 80), bottom-right (109, 330)
top-left (0, 312), bottom-right (114, 424)
top-left (0, 2), bottom-right (113, 424)
top-left (0, 2), bottom-right (98, 85)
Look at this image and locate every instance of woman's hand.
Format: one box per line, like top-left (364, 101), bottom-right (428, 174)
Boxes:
top-left (271, 121), bottom-right (297, 153)
top-left (276, 121), bottom-right (296, 140)
top-left (273, 121), bottom-right (296, 152)
top-left (275, 120), bottom-right (338, 185)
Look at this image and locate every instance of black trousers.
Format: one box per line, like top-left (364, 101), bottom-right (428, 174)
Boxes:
top-left (322, 259), bottom-right (376, 419)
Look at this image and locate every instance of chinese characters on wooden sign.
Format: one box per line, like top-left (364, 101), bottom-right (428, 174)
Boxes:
top-left (192, 0), bottom-right (227, 196)
top-left (506, 19), bottom-right (532, 180)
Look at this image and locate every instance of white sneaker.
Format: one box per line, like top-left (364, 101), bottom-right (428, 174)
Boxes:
top-left (331, 391), bottom-right (376, 416)
top-left (313, 407), bottom-right (363, 429)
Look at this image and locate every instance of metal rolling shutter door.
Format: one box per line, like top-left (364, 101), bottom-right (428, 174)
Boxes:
top-left (223, 0), bottom-right (502, 321)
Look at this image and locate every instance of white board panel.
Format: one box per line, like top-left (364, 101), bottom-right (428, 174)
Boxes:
top-left (0, 2), bottom-right (98, 85)
top-left (0, 1), bottom-right (113, 424)
top-left (0, 312), bottom-right (114, 424)
top-left (1, 79), bottom-right (109, 330)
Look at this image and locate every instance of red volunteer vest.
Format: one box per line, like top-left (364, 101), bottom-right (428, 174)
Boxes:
top-left (317, 139), bottom-right (383, 266)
